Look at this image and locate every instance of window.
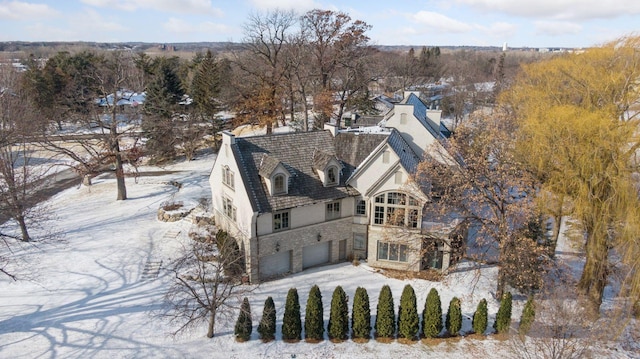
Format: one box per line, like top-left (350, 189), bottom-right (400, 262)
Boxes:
top-left (327, 166), bottom-right (338, 185)
top-left (273, 211), bottom-right (290, 231)
top-left (382, 150), bottom-right (390, 164)
top-left (222, 166), bottom-right (234, 189)
top-left (355, 199), bottom-right (366, 216)
top-left (377, 241), bottom-right (408, 262)
top-left (353, 233), bottom-right (366, 250)
top-left (373, 192), bottom-right (421, 228)
top-left (222, 197), bottom-right (237, 222)
top-left (326, 201), bottom-right (341, 221)
top-left (274, 174), bottom-right (286, 194)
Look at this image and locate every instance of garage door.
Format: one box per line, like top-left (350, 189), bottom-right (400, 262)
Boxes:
top-left (303, 242), bottom-right (330, 269)
top-left (259, 250), bottom-right (291, 280)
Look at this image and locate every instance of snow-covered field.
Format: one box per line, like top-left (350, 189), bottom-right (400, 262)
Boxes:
top-left (0, 153), bottom-right (636, 358)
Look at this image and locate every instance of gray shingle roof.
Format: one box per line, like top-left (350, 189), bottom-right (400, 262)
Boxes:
top-left (234, 130), bottom-right (355, 213)
top-left (334, 131), bottom-right (388, 179)
top-left (387, 129), bottom-right (421, 173)
top-left (258, 154), bottom-right (282, 178)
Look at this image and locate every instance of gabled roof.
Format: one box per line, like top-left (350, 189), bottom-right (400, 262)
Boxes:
top-left (233, 130), bottom-right (355, 213)
top-left (334, 131), bottom-right (388, 179)
top-left (258, 154), bottom-right (284, 178)
top-left (403, 93), bottom-right (441, 139)
top-left (312, 150), bottom-right (341, 171)
top-left (387, 130), bottom-right (421, 173)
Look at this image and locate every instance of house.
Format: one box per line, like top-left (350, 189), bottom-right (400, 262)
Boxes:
top-left (209, 91), bottom-right (464, 282)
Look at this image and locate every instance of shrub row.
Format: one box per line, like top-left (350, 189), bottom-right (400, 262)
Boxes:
top-left (235, 285), bottom-right (528, 342)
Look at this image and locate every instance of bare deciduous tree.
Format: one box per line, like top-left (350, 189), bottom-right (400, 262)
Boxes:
top-left (165, 229), bottom-right (253, 338)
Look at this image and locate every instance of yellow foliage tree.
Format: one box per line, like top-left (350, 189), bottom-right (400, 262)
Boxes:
top-left (502, 36), bottom-right (640, 312)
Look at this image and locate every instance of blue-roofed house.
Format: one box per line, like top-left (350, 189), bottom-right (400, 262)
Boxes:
top-left (210, 91), bottom-right (463, 282)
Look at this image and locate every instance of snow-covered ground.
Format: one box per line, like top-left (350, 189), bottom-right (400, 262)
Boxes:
top-left (0, 153), bottom-right (636, 358)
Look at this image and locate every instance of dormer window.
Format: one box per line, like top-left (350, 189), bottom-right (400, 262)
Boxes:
top-left (274, 174), bottom-right (286, 194)
top-left (327, 166), bottom-right (338, 185)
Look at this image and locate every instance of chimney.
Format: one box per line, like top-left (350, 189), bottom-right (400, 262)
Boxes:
top-left (222, 130), bottom-right (235, 145)
top-left (324, 123), bottom-right (339, 137)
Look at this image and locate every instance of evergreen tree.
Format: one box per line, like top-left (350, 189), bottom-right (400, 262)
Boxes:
top-left (234, 297), bottom-right (252, 342)
top-left (328, 286), bottom-right (349, 341)
top-left (472, 298), bottom-right (488, 335)
top-left (374, 285), bottom-right (396, 339)
top-left (397, 284), bottom-right (419, 340)
top-left (518, 296), bottom-right (535, 336)
top-left (304, 285), bottom-right (324, 341)
top-left (142, 56), bottom-right (185, 162)
top-left (494, 292), bottom-right (513, 334)
top-left (445, 297), bottom-right (462, 336)
top-left (257, 296), bottom-right (276, 342)
top-left (351, 287), bottom-right (371, 340)
top-left (282, 288), bottom-right (302, 341)
top-left (421, 288), bottom-right (443, 338)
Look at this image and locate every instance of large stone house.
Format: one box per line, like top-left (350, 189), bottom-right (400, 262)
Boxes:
top-left (209, 92), bottom-right (465, 282)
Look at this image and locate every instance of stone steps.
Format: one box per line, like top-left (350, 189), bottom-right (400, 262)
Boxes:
top-left (141, 260), bottom-right (163, 281)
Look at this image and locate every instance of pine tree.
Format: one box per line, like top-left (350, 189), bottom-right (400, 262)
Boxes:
top-left (397, 284), bottom-right (419, 340)
top-left (257, 296), bottom-right (276, 342)
top-left (328, 286), bottom-right (349, 341)
top-left (351, 287), bottom-right (371, 340)
top-left (234, 297), bottom-right (252, 342)
top-left (494, 292), bottom-right (512, 334)
top-left (282, 288), bottom-right (302, 341)
top-left (421, 288), bottom-right (443, 338)
top-left (304, 285), bottom-right (324, 341)
top-left (518, 295), bottom-right (535, 336)
top-left (374, 285), bottom-right (396, 339)
top-left (445, 297), bottom-right (462, 336)
top-left (472, 298), bottom-right (488, 335)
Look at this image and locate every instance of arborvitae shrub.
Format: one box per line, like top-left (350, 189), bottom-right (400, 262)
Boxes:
top-left (398, 284), bottom-right (419, 340)
top-left (351, 287), bottom-right (371, 340)
top-left (282, 288), bottom-right (302, 341)
top-left (494, 292), bottom-right (512, 334)
top-left (234, 297), bottom-right (252, 342)
top-left (421, 288), bottom-right (443, 338)
top-left (375, 285), bottom-right (396, 339)
top-left (304, 285), bottom-right (324, 341)
top-left (328, 286), bottom-right (349, 341)
top-left (257, 296), bottom-right (276, 342)
top-left (445, 297), bottom-right (462, 336)
top-left (472, 298), bottom-right (488, 335)
top-left (518, 296), bottom-right (535, 336)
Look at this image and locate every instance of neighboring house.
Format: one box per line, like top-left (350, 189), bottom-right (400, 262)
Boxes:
top-left (210, 91), bottom-right (464, 282)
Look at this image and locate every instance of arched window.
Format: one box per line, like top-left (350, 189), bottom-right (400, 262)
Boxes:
top-left (373, 192), bottom-right (421, 228)
top-left (327, 166), bottom-right (338, 185)
top-left (274, 174), bottom-right (286, 194)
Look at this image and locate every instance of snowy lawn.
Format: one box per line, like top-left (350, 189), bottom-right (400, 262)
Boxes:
top-left (0, 153), bottom-right (635, 358)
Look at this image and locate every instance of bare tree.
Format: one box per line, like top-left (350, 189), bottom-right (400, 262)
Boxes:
top-left (414, 109), bottom-right (542, 298)
top-left (25, 50), bottom-right (143, 200)
top-left (165, 228), bottom-right (253, 338)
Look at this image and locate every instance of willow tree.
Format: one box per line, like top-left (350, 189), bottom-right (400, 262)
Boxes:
top-left (502, 35), bottom-right (640, 312)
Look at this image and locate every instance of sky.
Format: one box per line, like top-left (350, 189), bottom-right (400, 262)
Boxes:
top-left (0, 0), bottom-right (638, 48)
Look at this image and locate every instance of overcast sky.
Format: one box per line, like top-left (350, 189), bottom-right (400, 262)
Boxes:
top-left (0, 0), bottom-right (638, 48)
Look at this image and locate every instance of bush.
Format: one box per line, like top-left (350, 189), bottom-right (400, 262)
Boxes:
top-left (472, 298), bottom-right (488, 335)
top-left (494, 292), bottom-right (513, 334)
top-left (421, 288), bottom-right (443, 338)
top-left (351, 287), bottom-right (371, 339)
top-left (257, 296), bottom-right (276, 342)
top-left (328, 286), bottom-right (349, 341)
top-left (398, 284), bottom-right (419, 340)
top-left (234, 297), bottom-right (252, 342)
top-left (518, 295), bottom-right (535, 336)
top-left (304, 285), bottom-right (324, 341)
top-left (282, 288), bottom-right (302, 341)
top-left (375, 285), bottom-right (396, 339)
top-left (445, 297), bottom-right (462, 336)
